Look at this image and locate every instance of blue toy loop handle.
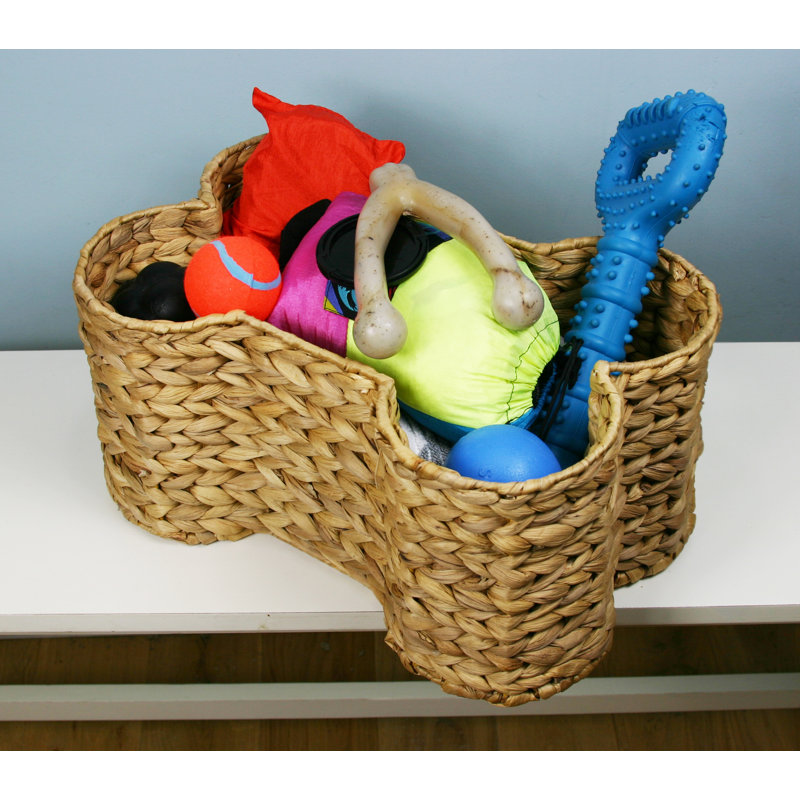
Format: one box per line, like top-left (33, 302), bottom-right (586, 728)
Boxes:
top-left (543, 91), bottom-right (727, 468)
top-left (596, 90), bottom-right (727, 250)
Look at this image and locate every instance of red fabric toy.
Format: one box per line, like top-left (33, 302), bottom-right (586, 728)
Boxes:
top-left (223, 88), bottom-right (406, 259)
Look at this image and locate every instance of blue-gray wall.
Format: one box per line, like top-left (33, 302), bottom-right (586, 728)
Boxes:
top-left (2, 49), bottom-right (798, 349)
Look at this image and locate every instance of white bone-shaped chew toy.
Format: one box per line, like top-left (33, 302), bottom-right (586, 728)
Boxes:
top-left (353, 163), bottom-right (546, 359)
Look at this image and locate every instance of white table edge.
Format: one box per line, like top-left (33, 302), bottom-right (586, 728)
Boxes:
top-left (2, 604), bottom-right (800, 638)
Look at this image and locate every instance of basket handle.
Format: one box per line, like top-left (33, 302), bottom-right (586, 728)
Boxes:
top-left (352, 163), bottom-right (545, 359)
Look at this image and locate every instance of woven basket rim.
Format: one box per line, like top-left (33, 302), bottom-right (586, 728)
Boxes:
top-left (376, 358), bottom-right (624, 494)
top-left (73, 134), bottom-right (719, 498)
top-left (75, 135), bottom-right (720, 357)
top-left (502, 233), bottom-right (722, 376)
top-left (72, 135), bottom-right (265, 321)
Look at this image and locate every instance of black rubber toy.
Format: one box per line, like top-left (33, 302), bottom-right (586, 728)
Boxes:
top-left (110, 261), bottom-right (195, 322)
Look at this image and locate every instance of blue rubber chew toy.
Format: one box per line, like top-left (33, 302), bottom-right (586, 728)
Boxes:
top-left (543, 90), bottom-right (727, 468)
top-left (446, 425), bottom-right (561, 483)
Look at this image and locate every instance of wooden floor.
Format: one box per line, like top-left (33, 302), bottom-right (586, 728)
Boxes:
top-left (0, 624), bottom-right (798, 750)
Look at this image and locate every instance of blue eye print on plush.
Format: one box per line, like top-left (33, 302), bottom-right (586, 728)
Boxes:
top-left (542, 91), bottom-right (727, 469)
top-left (211, 240), bottom-right (282, 291)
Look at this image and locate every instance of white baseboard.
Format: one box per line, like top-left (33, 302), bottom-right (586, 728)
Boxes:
top-left (1, 673), bottom-right (798, 720)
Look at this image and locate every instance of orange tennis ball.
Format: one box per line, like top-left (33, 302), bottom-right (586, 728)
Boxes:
top-left (184, 236), bottom-right (282, 320)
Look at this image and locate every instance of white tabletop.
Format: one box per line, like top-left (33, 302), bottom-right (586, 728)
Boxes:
top-left (0, 343), bottom-right (797, 635)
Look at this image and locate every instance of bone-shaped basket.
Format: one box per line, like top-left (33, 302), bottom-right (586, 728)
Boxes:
top-left (73, 136), bottom-right (721, 706)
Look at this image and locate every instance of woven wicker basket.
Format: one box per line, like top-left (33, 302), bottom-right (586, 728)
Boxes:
top-left (73, 136), bottom-right (721, 705)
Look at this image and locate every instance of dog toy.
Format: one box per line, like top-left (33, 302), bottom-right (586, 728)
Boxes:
top-left (446, 425), bottom-right (561, 482)
top-left (269, 182), bottom-right (560, 442)
top-left (353, 163), bottom-right (546, 359)
top-left (110, 261), bottom-right (195, 322)
top-left (184, 236), bottom-right (282, 320)
top-left (542, 91), bottom-right (727, 468)
top-left (223, 88), bottom-right (405, 259)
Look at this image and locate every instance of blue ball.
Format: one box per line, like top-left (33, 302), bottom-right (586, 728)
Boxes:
top-left (445, 425), bottom-right (561, 482)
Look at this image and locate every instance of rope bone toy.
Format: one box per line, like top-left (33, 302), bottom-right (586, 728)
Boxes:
top-left (352, 163), bottom-right (546, 359)
top-left (543, 90), bottom-right (727, 468)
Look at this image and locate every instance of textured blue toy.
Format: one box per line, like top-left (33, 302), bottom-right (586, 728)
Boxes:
top-left (543, 91), bottom-right (727, 468)
top-left (446, 425), bottom-right (561, 482)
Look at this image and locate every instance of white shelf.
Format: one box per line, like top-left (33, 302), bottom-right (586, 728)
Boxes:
top-left (1, 343), bottom-right (798, 636)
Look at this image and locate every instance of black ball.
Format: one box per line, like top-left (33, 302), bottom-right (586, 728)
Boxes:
top-left (111, 261), bottom-right (195, 322)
